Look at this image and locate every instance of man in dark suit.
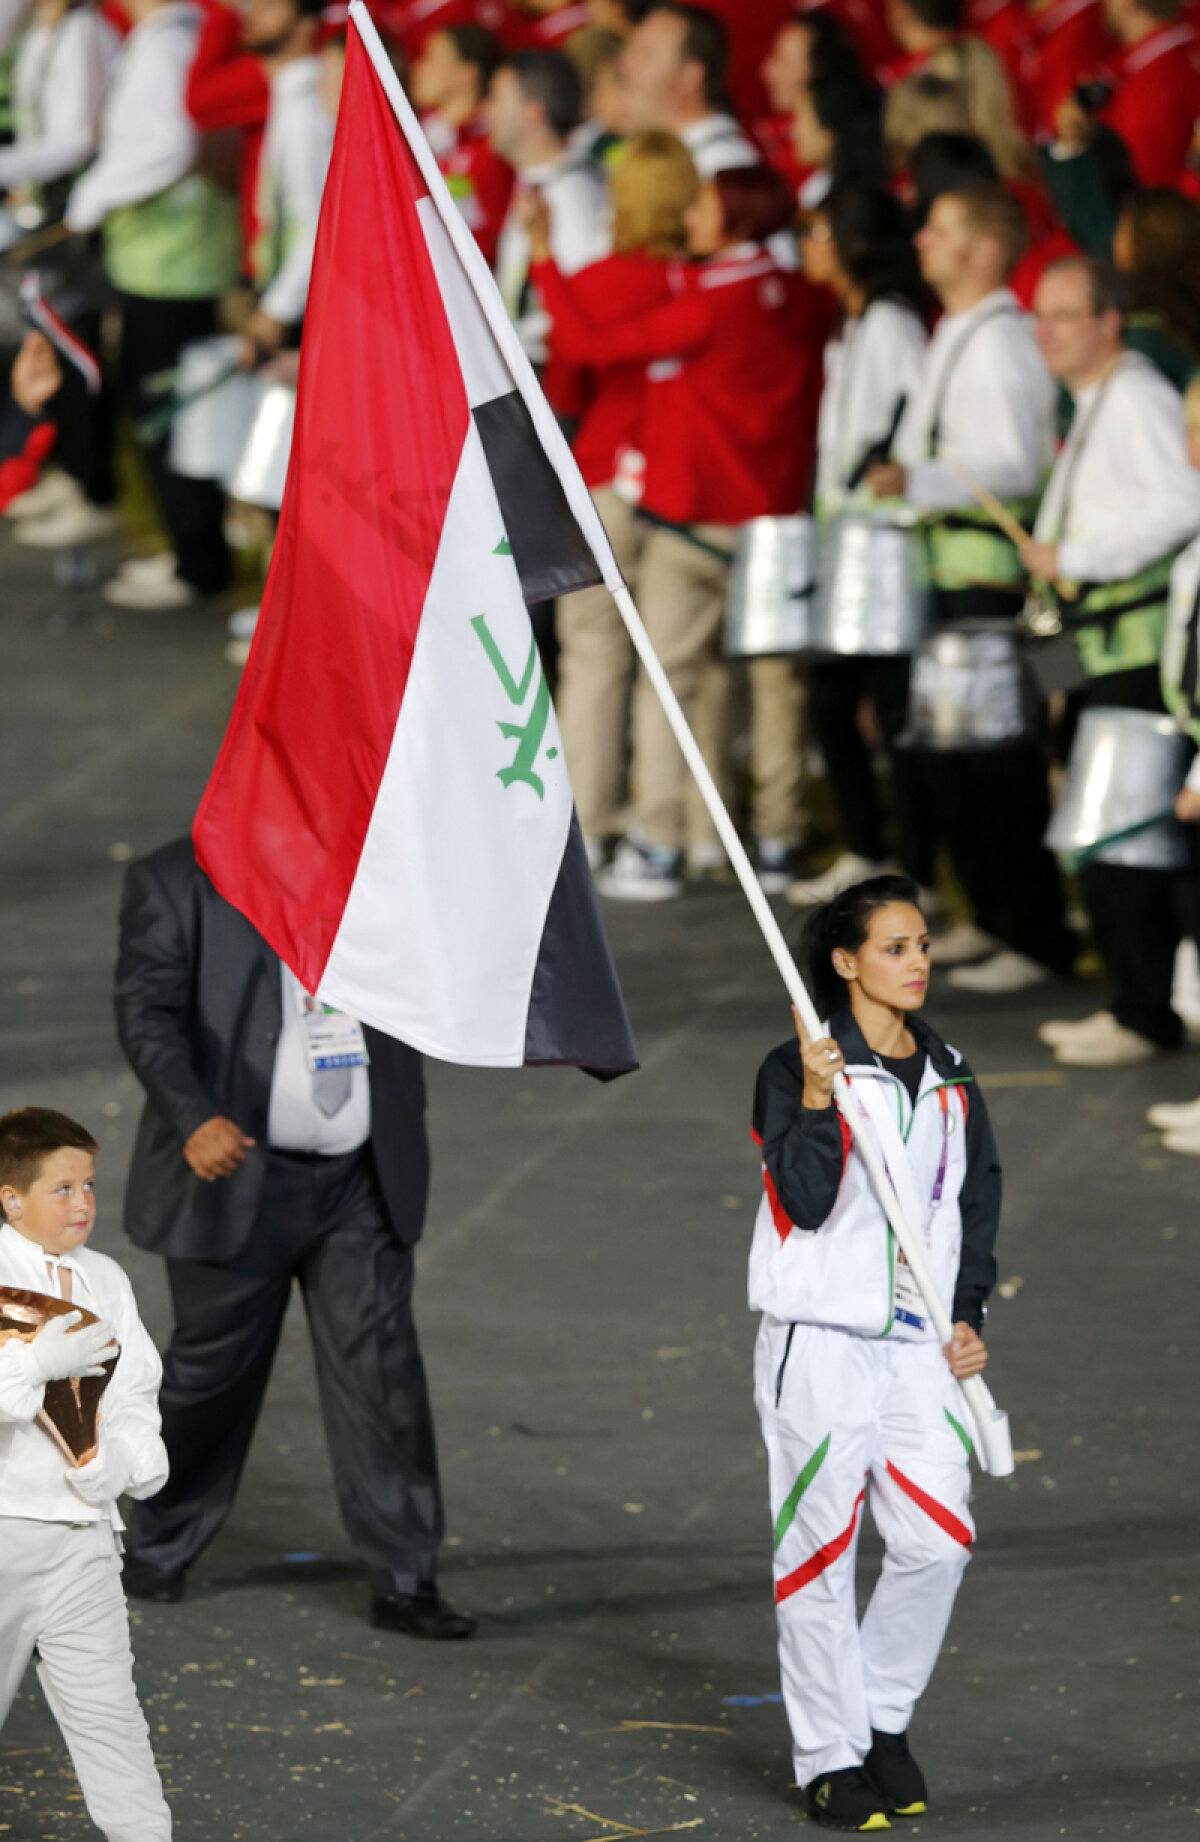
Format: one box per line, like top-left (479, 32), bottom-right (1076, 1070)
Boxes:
top-left (113, 836), bottom-right (473, 1639)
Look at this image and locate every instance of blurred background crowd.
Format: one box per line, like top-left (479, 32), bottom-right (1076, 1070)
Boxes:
top-left (8, 0), bottom-right (1200, 1130)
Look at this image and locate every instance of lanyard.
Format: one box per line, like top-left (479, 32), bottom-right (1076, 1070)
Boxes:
top-left (1042, 355), bottom-right (1126, 542)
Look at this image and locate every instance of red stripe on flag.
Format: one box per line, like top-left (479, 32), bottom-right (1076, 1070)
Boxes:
top-left (192, 26), bottom-right (465, 989)
top-left (774, 1487), bottom-right (865, 1603)
top-left (884, 1460), bottom-right (973, 1549)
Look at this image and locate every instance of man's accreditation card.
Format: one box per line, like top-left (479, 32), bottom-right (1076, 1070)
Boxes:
top-left (296, 986), bottom-right (369, 1073)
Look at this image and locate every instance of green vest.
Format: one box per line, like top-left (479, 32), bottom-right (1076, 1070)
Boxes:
top-left (104, 171), bottom-right (239, 300)
top-left (923, 497), bottom-right (1036, 592)
top-left (1066, 551), bottom-right (1179, 679)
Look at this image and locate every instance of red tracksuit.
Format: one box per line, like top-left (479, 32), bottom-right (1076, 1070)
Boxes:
top-left (433, 114), bottom-right (514, 269)
top-left (533, 243), bottom-right (830, 523)
top-left (1099, 20), bottom-right (1200, 186)
top-left (1022, 0), bottom-right (1113, 136)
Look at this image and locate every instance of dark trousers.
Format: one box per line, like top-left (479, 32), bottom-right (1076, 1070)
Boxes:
top-left (912, 586), bottom-right (1073, 970)
top-left (115, 291), bottom-right (231, 593)
top-left (124, 1149), bottom-right (444, 1595)
top-left (46, 309), bottom-right (116, 507)
top-left (808, 654), bottom-right (934, 884)
top-left (1068, 665), bottom-right (1190, 1046)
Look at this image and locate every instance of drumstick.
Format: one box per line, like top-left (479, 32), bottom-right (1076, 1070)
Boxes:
top-left (947, 459), bottom-right (1079, 602)
top-left (2, 220), bottom-right (78, 266)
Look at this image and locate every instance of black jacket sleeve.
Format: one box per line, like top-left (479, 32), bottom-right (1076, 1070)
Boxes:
top-left (952, 1070), bottom-right (1001, 1330)
top-left (113, 856), bottom-right (217, 1146)
top-left (754, 1042), bottom-right (847, 1233)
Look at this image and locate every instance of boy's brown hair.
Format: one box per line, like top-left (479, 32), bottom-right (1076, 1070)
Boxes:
top-left (0, 1108), bottom-right (99, 1213)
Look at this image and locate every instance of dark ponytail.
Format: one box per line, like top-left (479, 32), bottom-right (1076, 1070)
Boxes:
top-left (799, 874), bottom-right (923, 1019)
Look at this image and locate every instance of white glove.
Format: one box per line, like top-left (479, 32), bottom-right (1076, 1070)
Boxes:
top-left (27, 1312), bottom-right (119, 1383)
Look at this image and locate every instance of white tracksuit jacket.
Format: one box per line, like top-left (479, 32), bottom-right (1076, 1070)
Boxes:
top-left (748, 1006), bottom-right (1001, 1790)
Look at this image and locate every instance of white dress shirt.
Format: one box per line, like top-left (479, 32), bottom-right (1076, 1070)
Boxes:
top-left (895, 287), bottom-right (1054, 510)
top-left (266, 964), bottom-right (371, 1156)
top-left (816, 297), bottom-right (928, 510)
top-left (0, 1223), bottom-right (167, 1529)
top-left (64, 2), bottom-right (202, 233)
top-left (0, 7), bottom-right (117, 190)
top-left (1033, 352), bottom-right (1200, 582)
top-left (256, 55), bottom-right (334, 326)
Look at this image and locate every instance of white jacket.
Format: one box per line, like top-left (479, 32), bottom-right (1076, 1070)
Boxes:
top-left (0, 6), bottom-right (118, 191)
top-left (0, 1223), bottom-right (168, 1528)
top-left (816, 297), bottom-right (927, 512)
top-left (748, 1012), bottom-right (1000, 1341)
top-left (255, 54), bottom-right (334, 327)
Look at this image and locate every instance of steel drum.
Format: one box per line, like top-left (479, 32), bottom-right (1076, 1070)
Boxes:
top-left (810, 507), bottom-right (933, 656)
top-left (169, 336), bottom-right (262, 485)
top-left (230, 383), bottom-right (295, 510)
top-left (1044, 706), bottom-right (1190, 870)
top-left (724, 515), bottom-right (815, 657)
top-left (0, 1286), bottom-right (118, 1466)
top-left (904, 621), bottom-right (1035, 750)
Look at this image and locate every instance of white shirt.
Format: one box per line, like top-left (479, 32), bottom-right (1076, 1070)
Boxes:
top-left (495, 150), bottom-right (610, 364)
top-left (0, 8), bottom-right (117, 190)
top-left (896, 286), bottom-right (1054, 510)
top-left (1033, 352), bottom-right (1200, 582)
top-left (816, 297), bottom-right (928, 510)
top-left (266, 965), bottom-right (371, 1156)
top-left (64, 2), bottom-right (202, 233)
top-left (679, 111), bottom-right (758, 176)
top-left (0, 1223), bottom-right (167, 1529)
top-left (256, 55), bottom-right (334, 326)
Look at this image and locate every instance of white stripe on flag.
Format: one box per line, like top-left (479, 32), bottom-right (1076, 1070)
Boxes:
top-left (416, 198), bottom-right (511, 410)
top-left (314, 418), bottom-right (574, 1065)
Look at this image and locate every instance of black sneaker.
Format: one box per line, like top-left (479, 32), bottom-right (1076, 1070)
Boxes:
top-left (864, 1729), bottom-right (928, 1817)
top-left (806, 1766), bottom-right (891, 1830)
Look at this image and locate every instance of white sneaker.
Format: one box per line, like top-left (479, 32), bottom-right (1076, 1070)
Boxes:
top-left (108, 551), bottom-right (180, 587)
top-left (1037, 1009), bottom-right (1113, 1048)
top-left (1146, 1095), bottom-right (1200, 1131)
top-left (103, 562), bottom-right (196, 610)
top-left (225, 638), bottom-right (252, 667)
top-left (927, 920), bottom-right (997, 966)
top-left (785, 852), bottom-right (889, 908)
top-left (1054, 1014), bottom-right (1157, 1067)
top-left (14, 500), bottom-right (119, 548)
top-left (4, 469), bottom-right (77, 521)
top-left (227, 605), bottom-right (259, 640)
top-left (947, 949), bottom-right (1050, 994)
top-left (1161, 1125), bottom-right (1200, 1156)
top-left (598, 836), bottom-right (684, 903)
top-left (687, 840), bottom-right (727, 877)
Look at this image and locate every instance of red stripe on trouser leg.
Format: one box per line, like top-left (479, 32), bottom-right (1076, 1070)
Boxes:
top-left (884, 1460), bottom-right (973, 1549)
top-left (774, 1487), bottom-right (865, 1603)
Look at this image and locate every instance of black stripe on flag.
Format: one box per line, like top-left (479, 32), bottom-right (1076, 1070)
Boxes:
top-left (473, 392), bottom-right (605, 606)
top-left (523, 815), bottom-right (638, 1079)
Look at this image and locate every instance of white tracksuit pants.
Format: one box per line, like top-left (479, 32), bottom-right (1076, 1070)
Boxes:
top-left (754, 1318), bottom-right (974, 1788)
top-left (0, 1518), bottom-right (171, 1840)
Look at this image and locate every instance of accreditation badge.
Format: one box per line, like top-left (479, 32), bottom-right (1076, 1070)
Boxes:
top-left (295, 984), bottom-right (370, 1073)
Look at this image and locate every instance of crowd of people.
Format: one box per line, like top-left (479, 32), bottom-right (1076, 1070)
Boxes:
top-left (8, 0), bottom-right (1200, 1089)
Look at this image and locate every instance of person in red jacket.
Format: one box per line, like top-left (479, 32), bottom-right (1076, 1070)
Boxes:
top-left (1053, 0), bottom-right (1199, 184)
top-left (530, 163), bottom-right (831, 898)
top-left (518, 130), bottom-right (697, 862)
top-left (411, 24), bottom-right (515, 265)
top-left (185, 0), bottom-right (270, 272)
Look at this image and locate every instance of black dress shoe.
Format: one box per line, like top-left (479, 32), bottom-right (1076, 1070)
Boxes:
top-left (122, 1557), bottom-right (186, 1604)
top-left (370, 1591), bottom-right (476, 1640)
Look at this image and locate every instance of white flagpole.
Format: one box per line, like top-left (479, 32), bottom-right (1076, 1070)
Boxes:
top-left (347, 1), bottom-right (1013, 1477)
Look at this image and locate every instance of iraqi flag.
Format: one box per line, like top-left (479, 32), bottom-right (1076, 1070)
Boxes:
top-left (193, 2), bottom-right (636, 1077)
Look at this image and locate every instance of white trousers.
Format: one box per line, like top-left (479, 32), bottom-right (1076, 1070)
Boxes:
top-left (0, 1518), bottom-right (172, 1840)
top-left (754, 1320), bottom-right (974, 1788)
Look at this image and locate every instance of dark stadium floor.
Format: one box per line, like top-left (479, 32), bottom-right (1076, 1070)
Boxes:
top-left (2, 528), bottom-right (1198, 1840)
